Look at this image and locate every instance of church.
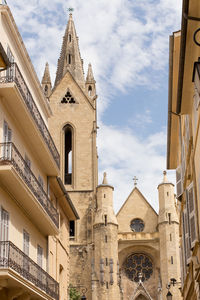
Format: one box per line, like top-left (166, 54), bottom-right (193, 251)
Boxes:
top-left (43, 13), bottom-right (182, 300)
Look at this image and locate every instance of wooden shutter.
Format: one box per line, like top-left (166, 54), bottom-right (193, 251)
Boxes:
top-left (176, 165), bottom-right (183, 198)
top-left (186, 183), bottom-right (197, 248)
top-left (183, 208), bottom-right (191, 264)
top-left (0, 208), bottom-right (9, 242)
top-left (185, 115), bottom-right (190, 151)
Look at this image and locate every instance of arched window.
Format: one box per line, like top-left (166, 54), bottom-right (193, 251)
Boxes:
top-left (64, 125), bottom-right (73, 184)
top-left (69, 34), bottom-right (72, 42)
top-left (68, 54), bottom-right (71, 64)
top-left (88, 85), bottom-right (92, 97)
top-left (44, 85), bottom-right (48, 96)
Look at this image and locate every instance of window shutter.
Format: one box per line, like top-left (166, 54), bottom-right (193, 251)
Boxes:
top-left (176, 165), bottom-right (183, 198)
top-left (181, 139), bottom-right (186, 180)
top-left (185, 115), bottom-right (190, 151)
top-left (186, 183), bottom-right (197, 248)
top-left (183, 208), bottom-right (191, 264)
top-left (3, 121), bottom-right (8, 142)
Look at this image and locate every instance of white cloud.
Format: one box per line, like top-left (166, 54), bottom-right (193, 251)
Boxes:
top-left (7, 0), bottom-right (179, 211)
top-left (98, 124), bottom-right (176, 212)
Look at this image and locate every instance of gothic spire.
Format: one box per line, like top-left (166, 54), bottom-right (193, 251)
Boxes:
top-left (86, 63), bottom-right (96, 98)
top-left (54, 13), bottom-right (85, 89)
top-left (41, 62), bottom-right (52, 97)
top-left (86, 63), bottom-right (95, 83)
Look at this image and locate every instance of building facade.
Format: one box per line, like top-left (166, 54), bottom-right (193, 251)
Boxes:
top-left (167, 0), bottom-right (200, 299)
top-left (0, 3), bottom-right (78, 300)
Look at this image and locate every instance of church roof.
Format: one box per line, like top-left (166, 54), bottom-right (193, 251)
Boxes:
top-left (54, 13), bottom-right (85, 89)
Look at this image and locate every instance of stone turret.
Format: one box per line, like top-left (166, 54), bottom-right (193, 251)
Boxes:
top-left (41, 62), bottom-right (52, 98)
top-left (54, 13), bottom-right (85, 89)
top-left (93, 172), bottom-right (120, 300)
top-left (86, 63), bottom-right (96, 99)
top-left (158, 171), bottom-right (182, 300)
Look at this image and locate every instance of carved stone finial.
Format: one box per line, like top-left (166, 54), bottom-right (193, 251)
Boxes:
top-left (102, 172), bottom-right (108, 184)
top-left (163, 170), bottom-right (168, 183)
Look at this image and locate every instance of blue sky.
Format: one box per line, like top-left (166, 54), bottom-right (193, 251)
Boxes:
top-left (8, 0), bottom-right (182, 212)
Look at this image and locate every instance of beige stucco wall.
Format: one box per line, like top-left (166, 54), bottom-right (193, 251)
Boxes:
top-left (0, 186), bottom-right (48, 269)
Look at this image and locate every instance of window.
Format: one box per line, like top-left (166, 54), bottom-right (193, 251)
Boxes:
top-left (6, 46), bottom-right (14, 79)
top-left (168, 213), bottom-right (171, 224)
top-left (88, 85), bottom-right (92, 97)
top-left (3, 121), bottom-right (12, 159)
top-left (64, 125), bottom-right (73, 184)
top-left (130, 218), bottom-right (144, 232)
top-left (44, 85), bottom-right (48, 96)
top-left (0, 208), bottom-right (9, 260)
top-left (37, 245), bottom-right (43, 283)
top-left (37, 245), bottom-right (43, 268)
top-left (123, 253), bottom-right (153, 282)
top-left (70, 220), bottom-right (75, 237)
top-left (105, 215), bottom-right (107, 226)
top-left (0, 208), bottom-right (9, 241)
top-left (186, 183), bottom-right (197, 248)
top-left (68, 54), bottom-right (71, 64)
top-left (23, 230), bottom-right (30, 273)
top-left (69, 34), bottom-right (72, 42)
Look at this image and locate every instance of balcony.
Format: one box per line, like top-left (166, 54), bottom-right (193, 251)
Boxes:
top-left (0, 241), bottom-right (59, 300)
top-left (0, 63), bottom-right (60, 173)
top-left (0, 142), bottom-right (59, 234)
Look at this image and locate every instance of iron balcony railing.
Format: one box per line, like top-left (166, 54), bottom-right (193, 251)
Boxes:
top-left (0, 142), bottom-right (59, 228)
top-left (0, 241), bottom-right (59, 300)
top-left (0, 63), bottom-right (60, 168)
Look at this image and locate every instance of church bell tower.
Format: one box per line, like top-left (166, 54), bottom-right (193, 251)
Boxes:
top-left (48, 13), bottom-right (98, 299)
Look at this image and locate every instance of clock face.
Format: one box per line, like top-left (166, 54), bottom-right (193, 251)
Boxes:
top-left (130, 218), bottom-right (145, 232)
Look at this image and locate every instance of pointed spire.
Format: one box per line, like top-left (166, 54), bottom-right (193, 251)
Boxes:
top-left (86, 63), bottom-right (96, 98)
top-left (41, 62), bottom-right (52, 97)
top-left (102, 172), bottom-right (108, 185)
top-left (86, 63), bottom-right (95, 83)
top-left (54, 13), bottom-right (85, 89)
top-left (42, 62), bottom-right (51, 85)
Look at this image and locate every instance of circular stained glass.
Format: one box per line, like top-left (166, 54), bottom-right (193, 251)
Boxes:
top-left (123, 253), bottom-right (153, 282)
top-left (130, 218), bottom-right (145, 232)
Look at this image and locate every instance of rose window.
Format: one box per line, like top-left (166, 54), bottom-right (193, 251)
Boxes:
top-left (123, 253), bottom-right (153, 282)
top-left (130, 218), bottom-right (145, 232)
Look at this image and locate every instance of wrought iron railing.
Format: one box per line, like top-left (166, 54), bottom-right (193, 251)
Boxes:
top-left (0, 63), bottom-right (60, 168)
top-left (0, 142), bottom-right (59, 228)
top-left (0, 241), bottom-right (59, 300)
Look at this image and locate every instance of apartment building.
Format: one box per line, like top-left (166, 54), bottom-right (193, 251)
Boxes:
top-left (167, 0), bottom-right (200, 299)
top-left (0, 2), bottom-right (78, 300)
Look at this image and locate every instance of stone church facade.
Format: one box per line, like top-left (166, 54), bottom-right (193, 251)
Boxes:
top-left (44, 13), bottom-right (182, 300)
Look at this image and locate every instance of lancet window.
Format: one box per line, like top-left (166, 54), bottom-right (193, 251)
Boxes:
top-left (64, 125), bottom-right (73, 185)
